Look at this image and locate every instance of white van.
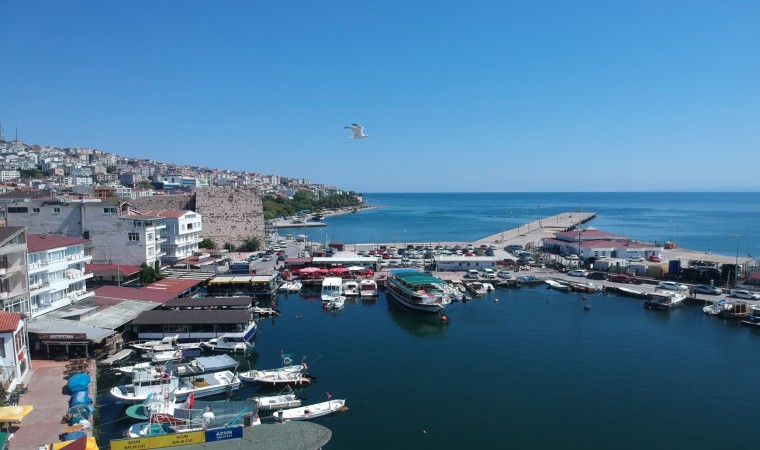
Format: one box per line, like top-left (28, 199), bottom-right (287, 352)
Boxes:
top-left (483, 268), bottom-right (496, 279)
top-left (466, 269), bottom-right (480, 279)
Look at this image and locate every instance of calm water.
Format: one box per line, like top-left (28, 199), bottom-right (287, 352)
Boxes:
top-left (300, 192), bottom-right (760, 257)
top-left (95, 193), bottom-right (760, 449)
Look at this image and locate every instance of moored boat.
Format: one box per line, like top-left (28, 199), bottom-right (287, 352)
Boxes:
top-left (342, 280), bottom-right (359, 296)
top-left (545, 279), bottom-right (571, 291)
top-left (110, 367), bottom-right (241, 404)
top-left (321, 277), bottom-right (344, 304)
top-left (386, 269), bottom-right (452, 313)
top-left (644, 290), bottom-right (686, 310)
top-left (359, 279), bottom-right (378, 297)
top-left (703, 298), bottom-right (728, 315)
top-left (248, 387), bottom-right (303, 411)
top-left (238, 367), bottom-right (314, 386)
top-left (130, 335), bottom-right (201, 353)
top-left (200, 320), bottom-right (257, 353)
top-left (273, 398), bottom-right (347, 421)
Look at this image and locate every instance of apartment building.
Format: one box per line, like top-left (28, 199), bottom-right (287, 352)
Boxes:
top-left (0, 227), bottom-right (29, 314)
top-left (0, 311), bottom-right (31, 390)
top-left (27, 234), bottom-right (94, 318)
top-left (140, 210), bottom-right (202, 264)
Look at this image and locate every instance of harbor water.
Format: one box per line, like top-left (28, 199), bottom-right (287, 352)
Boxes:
top-left (95, 192), bottom-right (760, 449)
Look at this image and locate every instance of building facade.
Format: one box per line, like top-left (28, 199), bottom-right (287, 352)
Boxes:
top-left (140, 210), bottom-right (202, 264)
top-left (0, 227), bottom-right (29, 314)
top-left (27, 234), bottom-right (94, 318)
top-left (0, 312), bottom-right (31, 390)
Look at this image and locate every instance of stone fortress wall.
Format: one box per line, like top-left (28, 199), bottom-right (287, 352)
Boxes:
top-left (131, 186), bottom-right (265, 249)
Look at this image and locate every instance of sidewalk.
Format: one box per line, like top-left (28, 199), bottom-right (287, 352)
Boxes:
top-left (10, 359), bottom-right (93, 449)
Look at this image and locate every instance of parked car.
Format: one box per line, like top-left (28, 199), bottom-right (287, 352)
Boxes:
top-left (586, 272), bottom-right (607, 280)
top-left (627, 256), bottom-right (644, 262)
top-left (517, 257), bottom-right (535, 266)
top-left (648, 255), bottom-right (662, 262)
top-left (657, 281), bottom-right (689, 291)
top-left (692, 285), bottom-right (722, 295)
top-left (608, 274), bottom-right (643, 284)
top-left (567, 270), bottom-right (588, 277)
top-left (729, 289), bottom-right (760, 300)
top-left (497, 270), bottom-right (513, 279)
top-left (566, 254), bottom-right (580, 261)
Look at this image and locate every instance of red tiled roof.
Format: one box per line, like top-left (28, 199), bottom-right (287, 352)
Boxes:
top-left (27, 234), bottom-right (89, 253)
top-left (93, 286), bottom-right (176, 304)
top-left (144, 278), bottom-right (203, 294)
top-left (85, 263), bottom-right (143, 276)
top-left (0, 311), bottom-right (21, 333)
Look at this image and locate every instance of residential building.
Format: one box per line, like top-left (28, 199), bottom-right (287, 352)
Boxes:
top-left (139, 210), bottom-right (202, 264)
top-left (0, 227), bottom-right (30, 314)
top-left (0, 311), bottom-right (31, 390)
top-left (5, 200), bottom-right (166, 267)
top-left (0, 170), bottom-right (19, 182)
top-left (27, 234), bottom-right (94, 318)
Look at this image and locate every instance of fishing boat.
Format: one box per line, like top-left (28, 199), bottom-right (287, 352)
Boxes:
top-left (143, 346), bottom-right (203, 362)
top-left (321, 277), bottom-right (344, 304)
top-left (279, 281), bottom-right (294, 292)
top-left (130, 335), bottom-right (201, 353)
top-left (342, 280), bottom-right (359, 296)
top-left (273, 398), bottom-right (347, 421)
top-left (116, 354), bottom-right (238, 377)
top-left (238, 368), bottom-right (314, 386)
top-left (200, 320), bottom-right (257, 353)
top-left (248, 387), bottom-right (303, 411)
top-left (568, 281), bottom-right (602, 294)
top-left (110, 367), bottom-right (241, 404)
top-left (544, 279), bottom-right (571, 291)
top-left (327, 296), bottom-right (345, 310)
top-left (385, 269), bottom-right (453, 313)
top-left (288, 281), bottom-right (303, 292)
top-left (703, 298), bottom-right (728, 315)
top-left (359, 278), bottom-right (378, 297)
top-left (644, 290), bottom-right (686, 310)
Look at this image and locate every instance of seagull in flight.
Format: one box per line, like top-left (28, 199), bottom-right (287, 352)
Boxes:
top-left (345, 123), bottom-right (369, 139)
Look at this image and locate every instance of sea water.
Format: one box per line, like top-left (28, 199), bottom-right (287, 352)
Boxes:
top-left (95, 193), bottom-right (760, 449)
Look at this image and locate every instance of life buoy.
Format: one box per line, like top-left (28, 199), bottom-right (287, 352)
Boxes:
top-left (283, 357), bottom-right (292, 365)
top-left (160, 372), bottom-right (171, 380)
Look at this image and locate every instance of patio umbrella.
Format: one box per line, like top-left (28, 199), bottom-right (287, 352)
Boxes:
top-left (347, 266), bottom-right (365, 271)
top-left (298, 267), bottom-right (321, 273)
top-left (0, 405), bottom-right (33, 423)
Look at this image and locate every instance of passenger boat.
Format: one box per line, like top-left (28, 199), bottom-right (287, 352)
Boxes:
top-left (321, 277), bottom-right (344, 304)
top-left (248, 387), bottom-right (303, 411)
top-left (544, 279), bottom-right (571, 291)
top-left (359, 279), bottom-right (378, 297)
top-left (644, 290), bottom-right (686, 310)
top-left (342, 280), bottom-right (359, 296)
top-left (273, 398), bottom-right (347, 421)
top-left (200, 320), bottom-right (257, 353)
top-left (385, 269), bottom-right (453, 313)
top-left (238, 368), bottom-right (314, 386)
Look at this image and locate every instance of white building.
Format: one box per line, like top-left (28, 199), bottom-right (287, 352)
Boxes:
top-left (5, 200), bottom-right (166, 267)
top-left (434, 255), bottom-right (498, 272)
top-left (0, 170), bottom-right (20, 181)
top-left (27, 234), bottom-right (94, 318)
top-left (140, 210), bottom-right (202, 264)
top-left (542, 229), bottom-right (662, 260)
top-left (0, 311), bottom-right (31, 391)
top-left (0, 227), bottom-right (30, 314)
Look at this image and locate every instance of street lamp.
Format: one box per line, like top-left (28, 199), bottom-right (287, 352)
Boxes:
top-left (731, 234), bottom-right (739, 287)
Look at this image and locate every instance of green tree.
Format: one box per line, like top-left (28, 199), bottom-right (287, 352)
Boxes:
top-left (224, 242), bottom-right (236, 252)
top-left (136, 180), bottom-right (154, 189)
top-left (198, 238), bottom-right (216, 249)
top-left (241, 237), bottom-right (261, 252)
top-left (19, 168), bottom-right (43, 179)
top-left (139, 264), bottom-right (158, 284)
top-left (106, 165), bottom-right (117, 174)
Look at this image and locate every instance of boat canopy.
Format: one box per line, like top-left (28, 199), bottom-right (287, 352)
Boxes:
top-left (390, 270), bottom-right (444, 285)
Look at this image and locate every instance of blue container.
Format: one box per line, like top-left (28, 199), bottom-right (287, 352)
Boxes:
top-left (668, 260), bottom-right (681, 276)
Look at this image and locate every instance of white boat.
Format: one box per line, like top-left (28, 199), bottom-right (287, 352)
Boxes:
top-left (644, 290), bottom-right (686, 310)
top-left (143, 346), bottom-right (203, 362)
top-left (130, 335), bottom-right (201, 353)
top-left (110, 367), bottom-right (241, 404)
top-left (327, 297), bottom-right (345, 310)
top-left (359, 279), bottom-right (378, 297)
top-left (385, 270), bottom-right (452, 313)
top-left (279, 281), bottom-right (294, 292)
top-left (616, 286), bottom-right (649, 298)
top-left (200, 320), bottom-right (257, 353)
top-left (545, 279), bottom-right (571, 291)
top-left (703, 298), bottom-right (728, 315)
top-left (466, 282), bottom-right (488, 296)
top-left (342, 280), bottom-right (359, 296)
top-left (249, 387), bottom-right (303, 411)
top-left (287, 281), bottom-right (303, 292)
top-left (273, 398), bottom-right (347, 421)
top-left (482, 282), bottom-right (495, 291)
top-left (238, 368), bottom-right (314, 386)
top-left (117, 354), bottom-right (238, 376)
top-left (321, 277), bottom-right (344, 303)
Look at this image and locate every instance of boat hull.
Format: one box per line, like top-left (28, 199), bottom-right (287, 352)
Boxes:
top-left (386, 284), bottom-right (444, 313)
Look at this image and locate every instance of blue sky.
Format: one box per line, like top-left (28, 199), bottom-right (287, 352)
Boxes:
top-left (2, 1), bottom-right (758, 192)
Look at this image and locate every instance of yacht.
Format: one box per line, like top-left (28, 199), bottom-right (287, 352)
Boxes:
top-left (359, 279), bottom-right (378, 297)
top-left (321, 277), bottom-right (344, 304)
top-left (342, 279), bottom-right (359, 296)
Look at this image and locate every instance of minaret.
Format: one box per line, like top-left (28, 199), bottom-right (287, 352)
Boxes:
top-left (15, 126), bottom-right (18, 142)
top-left (0, 121), bottom-right (4, 142)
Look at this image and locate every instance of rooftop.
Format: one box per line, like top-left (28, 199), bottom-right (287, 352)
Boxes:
top-left (131, 309), bottom-right (252, 325)
top-left (27, 233), bottom-right (88, 253)
top-left (0, 311), bottom-right (21, 333)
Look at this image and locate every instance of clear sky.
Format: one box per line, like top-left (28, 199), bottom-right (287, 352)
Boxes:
top-left (2, 1), bottom-right (758, 192)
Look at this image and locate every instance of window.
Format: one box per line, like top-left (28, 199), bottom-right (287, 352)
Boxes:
top-left (103, 207), bottom-right (117, 214)
top-left (32, 208), bottom-right (40, 214)
top-left (7, 207), bottom-right (28, 213)
top-left (147, 233), bottom-right (153, 241)
top-left (148, 247), bottom-right (154, 256)
top-left (134, 221), bottom-right (143, 228)
top-left (53, 207), bottom-right (61, 214)
top-left (0, 338), bottom-right (4, 358)
top-left (128, 233), bottom-right (140, 242)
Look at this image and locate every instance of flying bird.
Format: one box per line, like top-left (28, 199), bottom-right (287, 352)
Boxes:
top-left (345, 123), bottom-right (369, 139)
